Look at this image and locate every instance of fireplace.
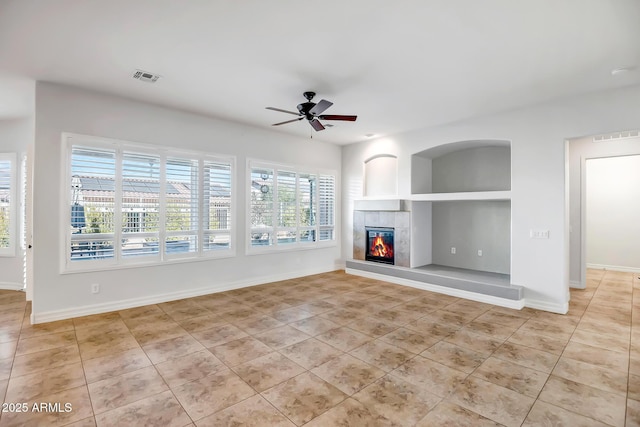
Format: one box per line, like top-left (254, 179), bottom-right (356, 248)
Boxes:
top-left (365, 227), bottom-right (394, 264)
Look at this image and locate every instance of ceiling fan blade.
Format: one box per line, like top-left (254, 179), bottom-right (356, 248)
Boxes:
top-left (309, 119), bottom-right (325, 131)
top-left (266, 107), bottom-right (301, 116)
top-left (309, 99), bottom-right (333, 116)
top-left (272, 117), bottom-right (304, 126)
top-left (318, 114), bottom-right (357, 121)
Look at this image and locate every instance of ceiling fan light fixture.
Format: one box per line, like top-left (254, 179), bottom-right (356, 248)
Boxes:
top-left (266, 92), bottom-right (357, 131)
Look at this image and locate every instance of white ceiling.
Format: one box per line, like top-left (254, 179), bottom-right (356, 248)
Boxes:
top-left (1, 0), bottom-right (639, 145)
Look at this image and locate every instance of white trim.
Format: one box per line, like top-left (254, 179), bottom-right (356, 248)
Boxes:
top-left (524, 298), bottom-right (568, 314)
top-left (586, 263), bottom-right (640, 274)
top-left (569, 280), bottom-right (584, 289)
top-left (30, 263), bottom-right (343, 324)
top-left (345, 267), bottom-right (525, 310)
top-left (578, 150), bottom-right (640, 289)
top-left (0, 281), bottom-right (24, 291)
top-left (59, 250), bottom-right (236, 275)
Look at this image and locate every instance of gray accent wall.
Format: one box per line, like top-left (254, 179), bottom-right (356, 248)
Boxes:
top-left (432, 200), bottom-right (511, 274)
top-left (432, 146), bottom-right (511, 193)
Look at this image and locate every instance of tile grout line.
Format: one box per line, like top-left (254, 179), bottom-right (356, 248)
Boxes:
top-left (3, 270), bottom-right (636, 426)
top-left (74, 323), bottom-right (98, 427)
top-left (516, 274), bottom-right (598, 426)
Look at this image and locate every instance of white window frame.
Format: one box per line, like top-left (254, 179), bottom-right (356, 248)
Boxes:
top-left (0, 153), bottom-right (17, 257)
top-left (61, 133), bottom-right (235, 273)
top-left (247, 159), bottom-right (337, 254)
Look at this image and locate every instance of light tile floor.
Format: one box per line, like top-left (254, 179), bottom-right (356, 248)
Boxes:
top-left (0, 269), bottom-right (638, 426)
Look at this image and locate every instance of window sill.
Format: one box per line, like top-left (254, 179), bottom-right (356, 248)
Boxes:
top-left (246, 240), bottom-right (337, 256)
top-left (60, 249), bottom-right (236, 275)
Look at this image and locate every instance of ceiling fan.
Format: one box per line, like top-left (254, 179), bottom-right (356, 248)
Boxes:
top-left (266, 91), bottom-right (357, 131)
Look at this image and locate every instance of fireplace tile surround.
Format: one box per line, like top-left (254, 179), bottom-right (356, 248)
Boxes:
top-left (353, 208), bottom-right (410, 267)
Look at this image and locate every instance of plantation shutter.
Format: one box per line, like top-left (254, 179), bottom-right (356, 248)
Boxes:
top-left (204, 160), bottom-right (232, 251)
top-left (166, 157), bottom-right (199, 255)
top-left (0, 156), bottom-right (13, 253)
top-left (318, 174), bottom-right (335, 241)
top-left (69, 146), bottom-right (117, 261)
top-left (120, 152), bottom-right (161, 258)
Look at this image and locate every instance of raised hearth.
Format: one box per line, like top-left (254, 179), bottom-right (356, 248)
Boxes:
top-left (346, 260), bottom-right (524, 308)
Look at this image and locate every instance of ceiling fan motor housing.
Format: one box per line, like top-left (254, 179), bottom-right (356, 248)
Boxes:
top-left (297, 101), bottom-right (316, 119)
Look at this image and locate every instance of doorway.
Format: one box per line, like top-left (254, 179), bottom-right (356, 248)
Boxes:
top-left (583, 154), bottom-right (640, 276)
top-left (567, 132), bottom-right (640, 289)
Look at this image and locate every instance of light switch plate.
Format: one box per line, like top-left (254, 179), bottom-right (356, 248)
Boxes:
top-left (530, 230), bottom-right (550, 239)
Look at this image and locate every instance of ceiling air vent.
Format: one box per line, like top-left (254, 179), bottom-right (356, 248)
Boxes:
top-left (593, 130), bottom-right (639, 142)
top-left (132, 70), bottom-right (161, 83)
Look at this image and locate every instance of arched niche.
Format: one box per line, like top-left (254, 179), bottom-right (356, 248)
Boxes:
top-left (364, 154), bottom-right (398, 197)
top-left (411, 140), bottom-right (511, 194)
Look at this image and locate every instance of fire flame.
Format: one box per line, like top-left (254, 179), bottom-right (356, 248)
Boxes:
top-left (370, 234), bottom-right (393, 258)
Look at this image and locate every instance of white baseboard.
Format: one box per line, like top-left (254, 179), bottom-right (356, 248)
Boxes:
top-left (31, 263), bottom-right (343, 324)
top-left (0, 281), bottom-right (24, 291)
top-left (569, 280), bottom-right (584, 289)
top-left (345, 268), bottom-right (525, 310)
top-left (524, 298), bottom-right (568, 314)
top-left (586, 263), bottom-right (640, 273)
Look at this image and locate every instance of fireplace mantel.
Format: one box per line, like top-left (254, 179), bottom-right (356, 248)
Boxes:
top-left (353, 199), bottom-right (408, 212)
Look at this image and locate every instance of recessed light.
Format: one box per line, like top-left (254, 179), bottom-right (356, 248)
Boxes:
top-left (611, 67), bottom-right (635, 76)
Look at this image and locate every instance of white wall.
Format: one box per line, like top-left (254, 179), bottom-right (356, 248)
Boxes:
top-left (586, 155), bottom-right (640, 272)
top-left (342, 83), bottom-right (640, 313)
top-left (32, 82), bottom-right (342, 323)
top-left (0, 118), bottom-right (33, 290)
top-left (568, 135), bottom-right (640, 285)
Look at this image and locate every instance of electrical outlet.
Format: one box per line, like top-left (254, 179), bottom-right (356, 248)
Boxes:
top-left (91, 283), bottom-right (100, 294)
top-left (450, 247), bottom-right (456, 254)
top-left (477, 249), bottom-right (483, 257)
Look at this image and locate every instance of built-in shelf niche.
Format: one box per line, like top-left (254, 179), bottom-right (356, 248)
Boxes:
top-left (411, 139), bottom-right (512, 275)
top-left (411, 140), bottom-right (511, 194)
top-left (350, 140), bottom-right (516, 305)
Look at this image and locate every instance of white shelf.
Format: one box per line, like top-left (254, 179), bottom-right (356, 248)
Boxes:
top-left (409, 190), bottom-right (511, 202)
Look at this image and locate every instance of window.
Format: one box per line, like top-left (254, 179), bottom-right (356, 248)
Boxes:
top-left (249, 161), bottom-right (336, 251)
top-left (121, 151), bottom-right (160, 258)
top-left (65, 134), bottom-right (234, 271)
top-left (0, 153), bottom-right (16, 256)
top-left (165, 157), bottom-right (198, 255)
top-left (203, 161), bottom-right (232, 251)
